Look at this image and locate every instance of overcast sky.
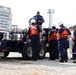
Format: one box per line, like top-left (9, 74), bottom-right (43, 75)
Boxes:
top-left (0, 0), bottom-right (76, 29)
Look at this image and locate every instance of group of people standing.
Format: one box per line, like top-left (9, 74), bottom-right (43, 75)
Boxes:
top-left (26, 11), bottom-right (76, 62)
top-left (48, 22), bottom-right (71, 62)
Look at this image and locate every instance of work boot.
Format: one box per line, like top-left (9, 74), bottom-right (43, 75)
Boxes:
top-left (73, 61), bottom-right (76, 63)
top-left (32, 59), bottom-right (37, 61)
top-left (49, 58), bottom-right (55, 60)
top-left (49, 57), bottom-right (55, 60)
top-left (64, 58), bottom-right (68, 62)
top-left (71, 58), bottom-right (76, 60)
top-left (59, 59), bottom-right (64, 62)
top-left (64, 60), bottom-right (68, 62)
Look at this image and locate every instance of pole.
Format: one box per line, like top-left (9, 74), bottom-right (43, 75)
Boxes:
top-left (49, 13), bottom-right (52, 28)
top-left (47, 9), bottom-right (54, 28)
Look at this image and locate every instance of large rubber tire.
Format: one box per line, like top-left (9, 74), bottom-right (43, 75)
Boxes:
top-left (22, 43), bottom-right (46, 60)
top-left (38, 44), bottom-right (46, 59)
top-left (3, 51), bottom-right (9, 58)
top-left (22, 43), bottom-right (32, 60)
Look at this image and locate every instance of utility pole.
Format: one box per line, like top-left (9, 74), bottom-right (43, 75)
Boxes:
top-left (47, 9), bottom-right (55, 28)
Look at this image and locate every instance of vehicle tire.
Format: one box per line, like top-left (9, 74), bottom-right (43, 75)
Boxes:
top-left (38, 44), bottom-right (46, 59)
top-left (22, 43), bottom-right (32, 60)
top-left (3, 51), bottom-right (9, 58)
top-left (22, 43), bottom-right (46, 60)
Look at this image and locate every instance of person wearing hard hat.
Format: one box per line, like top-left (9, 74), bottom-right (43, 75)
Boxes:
top-left (29, 18), bottom-right (34, 26)
top-left (33, 11), bottom-right (45, 30)
top-left (48, 25), bottom-right (58, 60)
top-left (72, 25), bottom-right (76, 60)
top-left (27, 19), bottom-right (42, 61)
top-left (57, 21), bottom-right (71, 62)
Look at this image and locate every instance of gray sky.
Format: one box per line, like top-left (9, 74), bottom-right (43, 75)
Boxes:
top-left (0, 0), bottom-right (76, 29)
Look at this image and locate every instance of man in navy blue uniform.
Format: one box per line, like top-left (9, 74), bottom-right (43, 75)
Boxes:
top-left (57, 22), bottom-right (71, 62)
top-left (48, 26), bottom-right (58, 60)
top-left (72, 25), bottom-right (76, 60)
top-left (33, 11), bottom-right (45, 29)
top-left (27, 19), bottom-right (42, 61)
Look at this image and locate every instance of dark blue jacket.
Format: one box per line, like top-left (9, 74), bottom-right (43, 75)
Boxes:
top-left (33, 15), bottom-right (45, 25)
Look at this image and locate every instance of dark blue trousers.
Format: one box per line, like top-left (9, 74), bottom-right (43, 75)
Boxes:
top-left (72, 41), bottom-right (76, 59)
top-left (31, 35), bottom-right (41, 60)
top-left (59, 38), bottom-right (68, 60)
top-left (49, 40), bottom-right (58, 59)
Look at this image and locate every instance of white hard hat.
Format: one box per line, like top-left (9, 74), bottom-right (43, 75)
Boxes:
top-left (31, 19), bottom-right (36, 24)
top-left (58, 21), bottom-right (64, 25)
top-left (51, 24), bottom-right (56, 27)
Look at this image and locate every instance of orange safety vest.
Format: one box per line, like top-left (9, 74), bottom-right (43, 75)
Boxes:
top-left (74, 36), bottom-right (76, 40)
top-left (59, 29), bottom-right (68, 39)
top-left (48, 31), bottom-right (57, 41)
top-left (30, 25), bottom-right (38, 36)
